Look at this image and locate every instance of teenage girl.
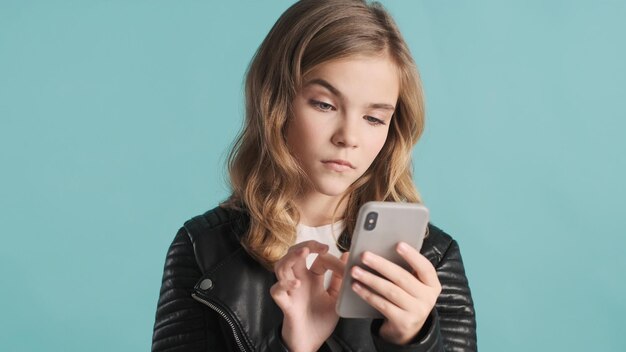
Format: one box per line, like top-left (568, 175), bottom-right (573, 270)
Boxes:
top-left (152, 1), bottom-right (477, 351)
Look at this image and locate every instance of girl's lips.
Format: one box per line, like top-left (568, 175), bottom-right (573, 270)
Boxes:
top-left (322, 159), bottom-right (355, 168)
top-left (322, 160), bottom-right (353, 172)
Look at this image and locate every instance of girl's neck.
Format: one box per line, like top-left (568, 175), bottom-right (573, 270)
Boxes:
top-left (293, 191), bottom-right (346, 227)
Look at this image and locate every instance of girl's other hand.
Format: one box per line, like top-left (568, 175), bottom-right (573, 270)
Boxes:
top-left (270, 240), bottom-right (349, 352)
top-left (350, 242), bottom-right (442, 345)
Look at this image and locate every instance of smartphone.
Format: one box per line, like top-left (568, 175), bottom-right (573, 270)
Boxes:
top-left (335, 201), bottom-right (429, 318)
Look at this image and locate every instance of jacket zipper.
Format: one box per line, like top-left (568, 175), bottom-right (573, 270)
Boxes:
top-left (191, 293), bottom-right (251, 352)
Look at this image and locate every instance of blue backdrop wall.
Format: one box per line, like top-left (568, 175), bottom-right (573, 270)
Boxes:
top-left (1, 1), bottom-right (624, 350)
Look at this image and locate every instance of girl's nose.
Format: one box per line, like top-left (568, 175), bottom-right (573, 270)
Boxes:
top-left (331, 115), bottom-right (359, 148)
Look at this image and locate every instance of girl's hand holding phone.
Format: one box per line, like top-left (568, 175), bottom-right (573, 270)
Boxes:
top-left (270, 240), bottom-right (348, 352)
top-left (350, 241), bottom-right (442, 345)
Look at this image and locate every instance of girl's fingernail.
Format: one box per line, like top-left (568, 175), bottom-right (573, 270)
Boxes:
top-left (397, 242), bottom-right (409, 253)
top-left (352, 267), bottom-right (362, 278)
top-left (353, 282), bottom-right (362, 291)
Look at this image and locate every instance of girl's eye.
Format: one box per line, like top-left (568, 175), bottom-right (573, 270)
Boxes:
top-left (310, 99), bottom-right (385, 126)
top-left (365, 116), bottom-right (385, 126)
top-left (310, 100), bottom-right (335, 112)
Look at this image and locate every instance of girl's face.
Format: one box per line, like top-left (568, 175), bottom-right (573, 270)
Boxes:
top-left (286, 54), bottom-right (399, 198)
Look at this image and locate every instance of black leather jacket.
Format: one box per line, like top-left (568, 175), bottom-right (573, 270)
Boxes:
top-left (152, 206), bottom-right (477, 351)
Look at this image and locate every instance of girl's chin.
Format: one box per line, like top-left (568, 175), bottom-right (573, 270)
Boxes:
top-left (311, 180), bottom-right (353, 197)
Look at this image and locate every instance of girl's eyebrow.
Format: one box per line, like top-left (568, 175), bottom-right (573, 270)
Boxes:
top-left (304, 78), bottom-right (396, 111)
top-left (305, 78), bottom-right (343, 98)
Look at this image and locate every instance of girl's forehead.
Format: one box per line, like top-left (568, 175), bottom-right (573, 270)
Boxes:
top-left (304, 53), bottom-right (398, 75)
top-left (299, 55), bottom-right (400, 101)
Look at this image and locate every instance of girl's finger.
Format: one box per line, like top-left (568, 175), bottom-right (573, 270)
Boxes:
top-left (396, 242), bottom-right (441, 290)
top-left (291, 242), bottom-right (329, 272)
top-left (270, 279), bottom-right (299, 310)
top-left (352, 281), bottom-right (403, 322)
top-left (359, 251), bottom-right (425, 297)
top-left (290, 246), bottom-right (311, 275)
top-left (351, 265), bottom-right (414, 309)
top-left (269, 282), bottom-right (285, 300)
top-left (270, 279), bottom-right (300, 296)
top-left (309, 252), bottom-right (345, 277)
top-left (274, 247), bottom-right (309, 280)
top-left (291, 240), bottom-right (330, 255)
top-left (275, 240), bottom-right (329, 280)
top-left (286, 241), bottom-right (330, 271)
top-left (327, 252), bottom-right (349, 297)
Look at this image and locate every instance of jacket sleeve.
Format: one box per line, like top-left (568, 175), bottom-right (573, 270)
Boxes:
top-left (152, 227), bottom-right (290, 352)
top-left (370, 239), bottom-right (477, 352)
top-left (151, 227), bottom-right (229, 351)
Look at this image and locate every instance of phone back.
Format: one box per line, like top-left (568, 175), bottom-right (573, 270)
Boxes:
top-left (336, 201), bottom-right (429, 318)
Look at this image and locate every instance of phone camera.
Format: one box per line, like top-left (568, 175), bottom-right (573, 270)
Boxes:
top-left (364, 212), bottom-right (378, 231)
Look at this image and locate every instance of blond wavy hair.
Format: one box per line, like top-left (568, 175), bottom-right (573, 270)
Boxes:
top-left (221, 0), bottom-right (426, 270)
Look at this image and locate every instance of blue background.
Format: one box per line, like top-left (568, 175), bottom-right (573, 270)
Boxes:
top-left (1, 0), bottom-right (624, 350)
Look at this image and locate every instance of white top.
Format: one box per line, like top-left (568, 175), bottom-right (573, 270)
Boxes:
top-left (296, 220), bottom-right (345, 288)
